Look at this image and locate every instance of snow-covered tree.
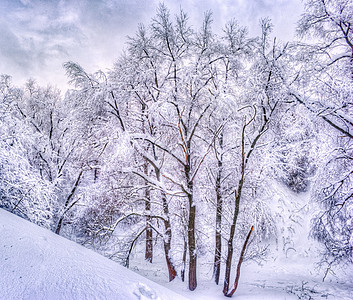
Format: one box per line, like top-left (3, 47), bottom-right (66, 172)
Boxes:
top-left (294, 0), bottom-right (353, 271)
top-left (0, 75), bottom-right (56, 228)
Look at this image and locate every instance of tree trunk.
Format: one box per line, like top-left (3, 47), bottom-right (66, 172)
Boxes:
top-left (163, 220), bottom-right (177, 281)
top-left (181, 237), bottom-right (187, 282)
top-left (144, 162), bottom-right (153, 263)
top-left (188, 198), bottom-right (197, 291)
top-left (145, 194), bottom-right (153, 263)
top-left (213, 131), bottom-right (224, 285)
top-left (223, 191), bottom-right (241, 295)
top-left (55, 170), bottom-right (83, 235)
top-left (141, 102), bottom-right (153, 263)
top-left (185, 160), bottom-right (197, 291)
top-left (213, 182), bottom-right (222, 284)
top-left (223, 123), bottom-right (247, 295)
top-left (225, 226), bottom-right (254, 297)
top-left (160, 187), bottom-right (177, 281)
top-left (148, 168), bottom-right (177, 281)
top-left (223, 116), bottom-right (263, 295)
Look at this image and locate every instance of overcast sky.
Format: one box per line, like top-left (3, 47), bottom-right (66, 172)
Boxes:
top-left (0, 0), bottom-right (304, 92)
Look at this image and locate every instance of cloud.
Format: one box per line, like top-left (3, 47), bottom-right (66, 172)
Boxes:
top-left (0, 23), bottom-right (33, 71)
top-left (0, 0), bottom-right (303, 91)
top-left (0, 1), bottom-right (84, 87)
top-left (0, 0), bottom-right (160, 89)
top-left (19, 0), bottom-right (32, 5)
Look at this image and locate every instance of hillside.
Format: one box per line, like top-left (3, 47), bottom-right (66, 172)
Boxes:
top-left (0, 208), bottom-right (187, 300)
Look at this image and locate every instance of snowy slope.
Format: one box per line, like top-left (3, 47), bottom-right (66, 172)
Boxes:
top-left (0, 208), bottom-right (188, 300)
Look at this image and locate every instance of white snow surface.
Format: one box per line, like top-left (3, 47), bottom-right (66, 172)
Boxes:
top-left (0, 208), bottom-right (187, 300)
top-left (1, 183), bottom-right (353, 300)
top-left (130, 183), bottom-right (353, 300)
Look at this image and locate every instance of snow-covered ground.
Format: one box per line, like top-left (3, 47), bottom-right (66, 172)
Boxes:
top-left (130, 183), bottom-right (353, 300)
top-left (0, 183), bottom-right (352, 299)
top-left (0, 208), bottom-right (187, 300)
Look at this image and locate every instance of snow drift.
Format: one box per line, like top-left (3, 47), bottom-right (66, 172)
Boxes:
top-left (0, 208), bottom-right (187, 300)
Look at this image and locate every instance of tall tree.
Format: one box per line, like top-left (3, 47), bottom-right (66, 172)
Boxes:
top-left (294, 0), bottom-right (353, 271)
top-left (222, 19), bottom-right (294, 296)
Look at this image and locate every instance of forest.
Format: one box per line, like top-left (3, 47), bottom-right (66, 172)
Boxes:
top-left (0, 0), bottom-right (352, 297)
